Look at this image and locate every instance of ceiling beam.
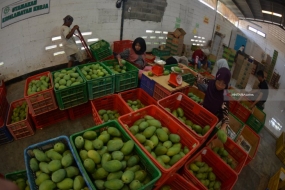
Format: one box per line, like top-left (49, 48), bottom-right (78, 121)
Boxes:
top-left (231, 0), bottom-right (246, 18)
top-left (245, 0), bottom-right (256, 18)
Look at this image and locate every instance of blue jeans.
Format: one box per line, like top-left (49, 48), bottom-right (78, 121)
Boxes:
top-left (191, 59), bottom-right (211, 69)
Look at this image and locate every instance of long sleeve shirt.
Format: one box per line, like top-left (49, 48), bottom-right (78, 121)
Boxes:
top-left (117, 49), bottom-right (146, 69)
top-left (196, 75), bottom-right (229, 125)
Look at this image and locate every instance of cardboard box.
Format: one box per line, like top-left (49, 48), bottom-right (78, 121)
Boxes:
top-left (172, 37), bottom-right (184, 45)
top-left (173, 28), bottom-right (186, 38)
top-left (208, 54), bottom-right (217, 63)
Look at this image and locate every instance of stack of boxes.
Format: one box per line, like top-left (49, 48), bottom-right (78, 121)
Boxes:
top-left (222, 47), bottom-right (236, 69)
top-left (266, 50), bottom-right (278, 83)
top-left (270, 72), bottom-right (280, 89)
top-left (235, 59), bottom-right (254, 89)
top-left (232, 54), bottom-right (245, 80)
top-left (166, 28), bottom-right (186, 56)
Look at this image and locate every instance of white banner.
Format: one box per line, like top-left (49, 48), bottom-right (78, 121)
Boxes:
top-left (1, 0), bottom-right (50, 28)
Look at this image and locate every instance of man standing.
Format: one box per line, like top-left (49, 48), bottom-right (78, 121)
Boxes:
top-left (60, 15), bottom-right (84, 67)
top-left (249, 70), bottom-right (268, 110)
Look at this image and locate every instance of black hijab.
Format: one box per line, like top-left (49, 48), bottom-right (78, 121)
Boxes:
top-left (132, 37), bottom-right (146, 55)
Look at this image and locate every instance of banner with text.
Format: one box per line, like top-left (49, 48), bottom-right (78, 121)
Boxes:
top-left (1, 0), bottom-right (50, 28)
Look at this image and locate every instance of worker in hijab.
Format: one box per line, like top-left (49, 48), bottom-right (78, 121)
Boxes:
top-left (197, 59), bottom-right (229, 93)
top-left (60, 15), bottom-right (84, 67)
top-left (179, 64), bottom-right (231, 131)
top-left (117, 37), bottom-right (152, 78)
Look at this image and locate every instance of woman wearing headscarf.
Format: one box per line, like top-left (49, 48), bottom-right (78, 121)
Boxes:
top-left (116, 37), bottom-right (152, 78)
top-left (179, 64), bottom-right (231, 131)
top-left (197, 59), bottom-right (229, 93)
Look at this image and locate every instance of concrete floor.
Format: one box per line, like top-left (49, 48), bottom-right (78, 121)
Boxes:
top-left (0, 80), bottom-right (284, 190)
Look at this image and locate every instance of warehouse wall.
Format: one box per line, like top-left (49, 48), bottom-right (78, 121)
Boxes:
top-left (0, 0), bottom-right (236, 81)
top-left (238, 20), bottom-right (285, 89)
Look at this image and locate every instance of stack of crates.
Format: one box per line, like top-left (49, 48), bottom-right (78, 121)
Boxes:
top-left (25, 72), bottom-right (69, 129)
top-left (246, 107), bottom-right (266, 133)
top-left (222, 47), bottom-right (236, 69)
top-left (89, 40), bottom-right (113, 61)
top-left (266, 50), bottom-right (278, 83)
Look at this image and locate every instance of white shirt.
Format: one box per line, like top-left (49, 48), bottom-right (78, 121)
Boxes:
top-left (60, 25), bottom-right (79, 56)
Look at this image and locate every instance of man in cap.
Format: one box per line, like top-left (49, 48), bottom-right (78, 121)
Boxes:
top-left (60, 15), bottom-right (84, 67)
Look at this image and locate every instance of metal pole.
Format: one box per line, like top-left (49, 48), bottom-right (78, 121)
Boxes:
top-left (120, 0), bottom-right (126, 40)
top-left (211, 0), bottom-right (219, 41)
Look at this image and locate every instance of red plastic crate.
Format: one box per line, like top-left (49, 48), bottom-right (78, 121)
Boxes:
top-left (118, 105), bottom-right (200, 186)
top-left (68, 101), bottom-right (92, 120)
top-left (113, 40), bottom-right (133, 54)
top-left (101, 54), bottom-right (114, 61)
top-left (153, 83), bottom-right (189, 101)
top-left (6, 99), bottom-right (35, 140)
top-left (206, 135), bottom-right (248, 174)
top-left (31, 108), bottom-right (68, 129)
top-left (182, 147), bottom-right (238, 190)
top-left (232, 98), bottom-right (252, 123)
top-left (153, 173), bottom-right (199, 190)
top-left (24, 71), bottom-right (57, 116)
top-left (236, 125), bottom-right (260, 166)
top-left (0, 80), bottom-right (6, 96)
top-left (91, 94), bottom-right (132, 125)
top-left (157, 93), bottom-right (218, 144)
top-left (118, 88), bottom-right (157, 112)
top-left (0, 89), bottom-right (8, 126)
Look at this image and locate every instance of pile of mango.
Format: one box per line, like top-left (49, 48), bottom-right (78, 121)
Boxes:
top-left (11, 177), bottom-right (30, 190)
top-left (74, 127), bottom-right (152, 190)
top-left (106, 61), bottom-right (127, 74)
top-left (80, 64), bottom-right (111, 80)
top-left (98, 109), bottom-right (120, 123)
top-left (11, 102), bottom-right (28, 124)
top-left (27, 75), bottom-right (51, 95)
top-left (29, 142), bottom-right (88, 190)
top-left (90, 40), bottom-right (108, 50)
top-left (126, 99), bottom-right (145, 111)
top-left (189, 161), bottom-right (222, 190)
top-left (129, 115), bottom-right (190, 169)
top-left (165, 107), bottom-right (210, 136)
top-left (188, 92), bottom-right (203, 103)
top-left (212, 147), bottom-right (236, 169)
top-left (53, 68), bottom-right (84, 90)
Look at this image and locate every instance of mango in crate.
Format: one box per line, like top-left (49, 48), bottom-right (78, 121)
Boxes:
top-left (164, 107), bottom-right (210, 136)
top-left (29, 145), bottom-right (88, 190)
top-left (80, 63), bottom-right (110, 80)
top-left (188, 92), bottom-right (203, 103)
top-left (107, 61), bottom-right (127, 74)
top-left (211, 147), bottom-right (236, 169)
top-left (188, 161), bottom-right (222, 190)
top-left (27, 75), bottom-right (51, 95)
top-left (98, 109), bottom-right (120, 123)
top-left (127, 99), bottom-right (145, 111)
top-left (11, 102), bottom-right (28, 124)
top-left (12, 178), bottom-right (30, 190)
top-left (72, 126), bottom-right (152, 190)
top-left (53, 68), bottom-right (83, 90)
top-left (129, 116), bottom-right (189, 169)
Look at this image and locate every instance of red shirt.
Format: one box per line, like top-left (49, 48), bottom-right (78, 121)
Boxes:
top-left (192, 49), bottom-right (204, 59)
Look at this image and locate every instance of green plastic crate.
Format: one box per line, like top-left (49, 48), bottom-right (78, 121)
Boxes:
top-left (77, 62), bottom-right (115, 100)
top-left (164, 64), bottom-right (195, 85)
top-left (69, 121), bottom-right (161, 190)
top-left (52, 67), bottom-right (88, 110)
top-left (101, 60), bottom-right (139, 92)
top-left (246, 107), bottom-right (266, 133)
top-left (152, 48), bottom-right (170, 57)
top-left (89, 40), bottom-right (113, 61)
top-left (5, 170), bottom-right (27, 181)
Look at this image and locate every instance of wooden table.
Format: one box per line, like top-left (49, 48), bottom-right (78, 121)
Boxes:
top-left (142, 71), bottom-right (189, 92)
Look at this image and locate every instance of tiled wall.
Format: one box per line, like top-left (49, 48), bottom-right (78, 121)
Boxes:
top-left (0, 0), bottom-right (237, 81)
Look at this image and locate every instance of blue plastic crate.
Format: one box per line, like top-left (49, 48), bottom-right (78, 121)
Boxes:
top-left (24, 136), bottom-right (92, 190)
top-left (140, 73), bottom-right (156, 96)
top-left (0, 104), bottom-right (13, 146)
